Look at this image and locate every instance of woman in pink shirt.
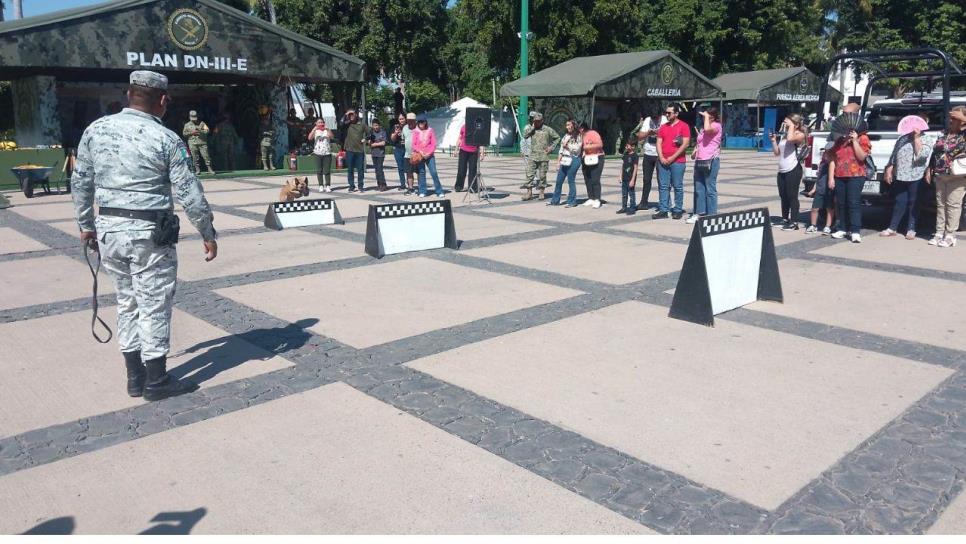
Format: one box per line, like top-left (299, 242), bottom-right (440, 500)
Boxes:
top-left (688, 107), bottom-right (722, 222)
top-left (411, 115), bottom-right (444, 198)
top-left (579, 121), bottom-right (605, 208)
top-left (454, 124), bottom-right (481, 192)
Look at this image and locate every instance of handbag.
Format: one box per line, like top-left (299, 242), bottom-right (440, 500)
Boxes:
top-left (560, 155), bottom-right (573, 167)
top-left (409, 151), bottom-right (424, 166)
top-left (583, 154), bottom-right (599, 166)
top-left (952, 155), bottom-right (966, 176)
top-left (694, 158), bottom-right (713, 176)
top-left (864, 156), bottom-right (877, 181)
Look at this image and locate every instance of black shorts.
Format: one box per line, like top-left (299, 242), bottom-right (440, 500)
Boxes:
top-left (812, 177), bottom-right (834, 209)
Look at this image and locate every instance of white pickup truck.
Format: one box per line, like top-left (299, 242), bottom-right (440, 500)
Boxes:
top-left (803, 92), bottom-right (966, 205)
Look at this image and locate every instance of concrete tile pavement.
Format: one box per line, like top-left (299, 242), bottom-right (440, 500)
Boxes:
top-left (2, 150), bottom-right (966, 534)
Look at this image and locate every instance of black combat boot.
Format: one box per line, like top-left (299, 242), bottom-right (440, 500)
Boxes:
top-left (123, 351), bottom-right (146, 397)
top-left (142, 356), bottom-right (199, 402)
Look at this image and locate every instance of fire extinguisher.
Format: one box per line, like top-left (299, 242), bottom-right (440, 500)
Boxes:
top-left (336, 150), bottom-right (345, 169)
top-left (288, 151), bottom-right (298, 171)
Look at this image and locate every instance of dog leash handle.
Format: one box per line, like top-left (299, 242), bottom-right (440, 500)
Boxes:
top-left (84, 238), bottom-right (113, 344)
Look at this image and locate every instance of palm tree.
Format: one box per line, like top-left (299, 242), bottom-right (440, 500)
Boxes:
top-left (249, 0), bottom-right (276, 24)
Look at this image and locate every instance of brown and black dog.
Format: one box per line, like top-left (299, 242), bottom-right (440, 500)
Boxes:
top-left (279, 176), bottom-right (310, 202)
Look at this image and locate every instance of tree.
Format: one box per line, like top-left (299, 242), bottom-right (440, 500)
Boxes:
top-left (404, 80), bottom-right (448, 114)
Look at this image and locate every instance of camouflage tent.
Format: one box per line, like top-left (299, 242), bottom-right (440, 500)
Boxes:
top-left (711, 67), bottom-right (842, 104)
top-left (500, 51), bottom-right (720, 154)
top-left (500, 51), bottom-right (720, 101)
top-left (0, 0), bottom-right (365, 84)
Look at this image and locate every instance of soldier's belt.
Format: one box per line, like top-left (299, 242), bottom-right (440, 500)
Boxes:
top-left (99, 207), bottom-right (172, 222)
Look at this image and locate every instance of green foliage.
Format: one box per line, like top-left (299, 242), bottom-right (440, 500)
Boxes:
top-left (405, 80), bottom-right (449, 114)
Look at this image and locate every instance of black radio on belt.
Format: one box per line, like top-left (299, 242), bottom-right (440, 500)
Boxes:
top-left (99, 207), bottom-right (180, 246)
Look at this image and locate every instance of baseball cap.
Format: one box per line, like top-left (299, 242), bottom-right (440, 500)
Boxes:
top-left (129, 70), bottom-right (168, 90)
top-left (406, 113), bottom-right (416, 120)
top-left (189, 110), bottom-right (198, 119)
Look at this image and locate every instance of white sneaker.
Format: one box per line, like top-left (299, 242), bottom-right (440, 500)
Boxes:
top-left (685, 215), bottom-right (698, 224)
top-left (592, 200), bottom-right (602, 209)
top-left (805, 225), bottom-right (817, 234)
top-left (326, 186), bottom-right (332, 193)
top-left (851, 233), bottom-right (862, 243)
top-left (831, 230), bottom-right (847, 239)
top-left (822, 227), bottom-right (831, 235)
top-left (418, 193), bottom-right (428, 198)
top-left (318, 186), bottom-right (326, 193)
top-left (581, 199), bottom-right (594, 207)
top-left (929, 234), bottom-right (943, 246)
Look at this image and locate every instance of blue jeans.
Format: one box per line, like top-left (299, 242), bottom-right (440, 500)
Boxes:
top-left (551, 159), bottom-right (581, 205)
top-left (345, 150), bottom-right (365, 189)
top-left (658, 161), bottom-right (686, 213)
top-left (393, 147), bottom-right (407, 188)
top-left (693, 157), bottom-right (719, 215)
top-left (889, 179), bottom-right (922, 232)
top-left (834, 176), bottom-right (864, 232)
top-left (417, 154), bottom-right (444, 196)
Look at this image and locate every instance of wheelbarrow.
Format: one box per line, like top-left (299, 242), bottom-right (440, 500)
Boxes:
top-left (10, 165), bottom-right (54, 198)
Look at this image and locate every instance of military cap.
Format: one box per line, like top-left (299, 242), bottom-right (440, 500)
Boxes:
top-left (129, 70), bottom-right (168, 90)
top-left (189, 110), bottom-right (198, 119)
top-left (531, 111), bottom-right (543, 121)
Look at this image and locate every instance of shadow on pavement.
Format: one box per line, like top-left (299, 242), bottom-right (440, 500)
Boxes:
top-left (21, 507), bottom-right (207, 535)
top-left (169, 318), bottom-right (319, 384)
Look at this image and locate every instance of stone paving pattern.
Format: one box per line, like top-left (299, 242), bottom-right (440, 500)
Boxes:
top-left (1, 150), bottom-right (965, 534)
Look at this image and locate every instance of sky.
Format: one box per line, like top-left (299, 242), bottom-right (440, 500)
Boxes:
top-left (4, 0), bottom-right (460, 20)
top-left (2, 0), bottom-right (104, 19)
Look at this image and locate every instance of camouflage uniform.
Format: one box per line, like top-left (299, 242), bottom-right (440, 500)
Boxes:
top-left (72, 96), bottom-right (216, 364)
top-left (182, 118), bottom-right (214, 174)
top-left (522, 121), bottom-right (561, 190)
top-left (260, 123), bottom-right (276, 170)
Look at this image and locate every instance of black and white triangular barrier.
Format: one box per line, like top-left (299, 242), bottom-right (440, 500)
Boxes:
top-left (264, 199), bottom-right (344, 230)
top-left (365, 200), bottom-right (458, 258)
top-left (669, 208), bottom-right (782, 326)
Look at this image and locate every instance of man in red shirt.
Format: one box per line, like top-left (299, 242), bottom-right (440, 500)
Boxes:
top-left (653, 104), bottom-right (691, 219)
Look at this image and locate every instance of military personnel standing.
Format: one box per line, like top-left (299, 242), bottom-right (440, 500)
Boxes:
top-left (520, 112), bottom-right (561, 201)
top-left (259, 116), bottom-right (276, 171)
top-left (72, 70), bottom-right (218, 402)
top-left (183, 110), bottom-right (216, 175)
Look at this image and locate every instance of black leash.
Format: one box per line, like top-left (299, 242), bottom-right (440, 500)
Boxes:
top-left (84, 238), bottom-right (113, 344)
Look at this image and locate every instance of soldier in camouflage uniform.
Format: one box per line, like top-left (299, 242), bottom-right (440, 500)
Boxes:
top-left (259, 117), bottom-right (276, 170)
top-left (212, 113), bottom-right (240, 172)
top-left (72, 70), bottom-right (219, 402)
top-left (520, 112), bottom-right (561, 201)
top-left (183, 110), bottom-right (216, 175)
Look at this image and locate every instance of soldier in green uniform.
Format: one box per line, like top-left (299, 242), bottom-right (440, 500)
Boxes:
top-left (183, 110), bottom-right (215, 175)
top-left (259, 116), bottom-right (276, 171)
top-left (520, 112), bottom-right (561, 201)
top-left (72, 70), bottom-right (218, 402)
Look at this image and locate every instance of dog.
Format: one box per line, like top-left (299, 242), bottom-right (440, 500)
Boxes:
top-left (279, 176), bottom-right (310, 202)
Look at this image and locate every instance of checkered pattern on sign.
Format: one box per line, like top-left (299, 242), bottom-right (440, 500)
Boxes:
top-left (272, 199), bottom-right (333, 213)
top-left (375, 201), bottom-right (445, 219)
top-left (701, 209), bottom-right (766, 236)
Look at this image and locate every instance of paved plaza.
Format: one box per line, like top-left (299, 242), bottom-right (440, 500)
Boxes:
top-left (2, 150), bottom-right (966, 535)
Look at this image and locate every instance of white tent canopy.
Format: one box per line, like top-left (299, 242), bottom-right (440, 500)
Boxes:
top-left (422, 97), bottom-right (515, 149)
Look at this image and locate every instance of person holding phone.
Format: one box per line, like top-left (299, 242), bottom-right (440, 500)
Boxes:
top-left (653, 103), bottom-right (690, 219)
top-left (770, 113), bottom-right (807, 231)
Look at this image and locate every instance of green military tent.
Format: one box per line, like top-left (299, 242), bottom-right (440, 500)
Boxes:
top-left (709, 67), bottom-right (842, 148)
top-left (499, 51), bottom-right (720, 153)
top-left (0, 0), bottom-right (364, 169)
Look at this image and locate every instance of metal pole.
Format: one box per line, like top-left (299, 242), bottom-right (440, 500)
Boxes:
top-left (518, 0), bottom-right (529, 133)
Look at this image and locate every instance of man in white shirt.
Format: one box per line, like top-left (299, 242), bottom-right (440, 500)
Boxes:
top-left (632, 109), bottom-right (667, 210)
